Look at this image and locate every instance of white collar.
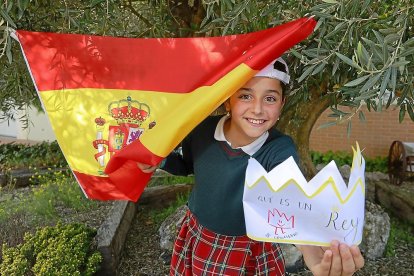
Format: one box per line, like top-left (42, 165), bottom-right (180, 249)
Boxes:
top-left (214, 115), bottom-right (268, 156)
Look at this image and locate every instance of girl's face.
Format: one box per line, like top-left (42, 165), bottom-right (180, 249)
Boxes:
top-left (224, 77), bottom-right (285, 148)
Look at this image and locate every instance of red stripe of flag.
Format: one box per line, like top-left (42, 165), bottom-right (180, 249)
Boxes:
top-left (16, 17), bottom-right (315, 93)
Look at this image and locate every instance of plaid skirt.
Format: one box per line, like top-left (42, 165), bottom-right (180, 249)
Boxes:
top-left (170, 210), bottom-right (285, 276)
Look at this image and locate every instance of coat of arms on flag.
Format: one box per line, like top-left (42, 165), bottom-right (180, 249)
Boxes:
top-left (13, 17), bottom-right (316, 201)
top-left (92, 96), bottom-right (155, 174)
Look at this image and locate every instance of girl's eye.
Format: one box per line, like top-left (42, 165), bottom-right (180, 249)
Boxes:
top-left (264, 96), bottom-right (277, 103)
top-left (238, 94), bottom-right (253, 100)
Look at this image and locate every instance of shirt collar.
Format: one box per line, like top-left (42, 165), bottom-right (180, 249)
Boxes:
top-left (214, 115), bottom-right (268, 156)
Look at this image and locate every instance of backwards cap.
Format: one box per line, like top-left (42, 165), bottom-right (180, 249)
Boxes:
top-left (254, 57), bottom-right (290, 84)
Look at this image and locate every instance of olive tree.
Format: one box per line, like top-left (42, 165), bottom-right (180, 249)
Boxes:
top-left (1, 0), bottom-right (413, 176)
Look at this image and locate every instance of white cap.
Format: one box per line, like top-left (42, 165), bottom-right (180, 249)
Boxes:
top-left (254, 57), bottom-right (290, 84)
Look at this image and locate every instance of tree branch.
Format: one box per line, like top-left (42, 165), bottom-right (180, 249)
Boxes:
top-left (124, 0), bottom-right (152, 28)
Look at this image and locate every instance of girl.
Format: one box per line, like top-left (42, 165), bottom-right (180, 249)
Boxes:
top-left (138, 57), bottom-right (364, 275)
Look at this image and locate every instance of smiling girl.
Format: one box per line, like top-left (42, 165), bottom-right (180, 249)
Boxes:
top-left (137, 57), bottom-right (364, 275)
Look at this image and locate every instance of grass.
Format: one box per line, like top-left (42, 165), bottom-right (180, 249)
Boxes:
top-left (148, 193), bottom-right (190, 225)
top-left (0, 170), bottom-right (99, 224)
top-left (148, 174), bottom-right (194, 187)
top-left (0, 170), bottom-right (102, 256)
top-left (384, 215), bottom-right (414, 257)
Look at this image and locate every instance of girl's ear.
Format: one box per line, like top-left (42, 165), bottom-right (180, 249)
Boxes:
top-left (281, 96), bottom-right (286, 109)
top-left (224, 100), bottom-right (231, 112)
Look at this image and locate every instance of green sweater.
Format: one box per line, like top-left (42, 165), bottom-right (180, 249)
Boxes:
top-left (163, 116), bottom-right (298, 236)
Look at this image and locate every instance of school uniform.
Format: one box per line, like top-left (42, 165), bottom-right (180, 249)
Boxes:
top-left (163, 115), bottom-right (298, 275)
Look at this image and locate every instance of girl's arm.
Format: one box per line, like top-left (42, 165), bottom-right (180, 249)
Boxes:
top-left (297, 241), bottom-right (364, 276)
top-left (137, 134), bottom-right (194, 176)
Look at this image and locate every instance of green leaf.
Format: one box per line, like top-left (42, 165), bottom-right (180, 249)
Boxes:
top-left (390, 67), bottom-right (397, 92)
top-left (355, 90), bottom-right (377, 101)
top-left (314, 18), bottom-right (324, 31)
top-left (403, 37), bottom-right (414, 47)
top-left (373, 30), bottom-right (384, 44)
top-left (385, 90), bottom-right (393, 108)
top-left (6, 34), bottom-right (12, 63)
top-left (325, 22), bottom-right (346, 39)
top-left (335, 52), bottom-right (360, 69)
top-left (399, 104), bottom-right (406, 123)
top-left (330, 107), bottom-right (350, 116)
top-left (0, 9), bottom-right (17, 29)
top-left (401, 47), bottom-right (414, 57)
top-left (332, 59), bottom-right (339, 76)
top-left (356, 41), bottom-right (369, 67)
top-left (222, 21), bottom-right (231, 36)
top-left (384, 33), bottom-right (401, 45)
top-left (361, 0), bottom-right (370, 13)
top-left (317, 121), bottom-right (338, 130)
top-left (344, 75), bottom-right (369, 87)
top-left (360, 73), bottom-right (382, 93)
top-left (358, 110), bottom-right (366, 122)
top-left (322, 0), bottom-right (339, 3)
top-left (382, 41), bottom-right (389, 63)
top-left (311, 62), bottom-right (325, 75)
top-left (380, 68), bottom-right (391, 97)
top-left (362, 37), bottom-right (382, 61)
top-left (407, 103), bottom-right (414, 122)
top-left (298, 64), bottom-right (316, 83)
top-left (290, 49), bottom-right (303, 59)
top-left (346, 120), bottom-right (352, 138)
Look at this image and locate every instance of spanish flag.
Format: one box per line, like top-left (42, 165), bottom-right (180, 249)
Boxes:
top-left (14, 17), bottom-right (316, 202)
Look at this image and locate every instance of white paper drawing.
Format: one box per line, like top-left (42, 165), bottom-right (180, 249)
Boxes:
top-left (243, 144), bottom-right (365, 246)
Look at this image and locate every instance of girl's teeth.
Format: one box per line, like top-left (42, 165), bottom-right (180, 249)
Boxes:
top-left (249, 119), bottom-right (264, 124)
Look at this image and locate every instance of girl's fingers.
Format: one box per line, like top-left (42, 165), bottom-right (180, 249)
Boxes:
top-left (338, 243), bottom-right (356, 276)
top-left (318, 249), bottom-right (333, 275)
top-left (329, 240), bottom-right (342, 276)
top-left (350, 245), bottom-right (365, 270)
top-left (137, 163), bottom-right (157, 173)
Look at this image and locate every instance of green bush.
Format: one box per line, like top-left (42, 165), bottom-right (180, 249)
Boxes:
top-left (310, 150), bottom-right (388, 173)
top-left (0, 223), bottom-right (102, 276)
top-left (0, 141), bottom-right (67, 171)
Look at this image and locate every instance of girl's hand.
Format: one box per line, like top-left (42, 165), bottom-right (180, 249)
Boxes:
top-left (298, 240), bottom-right (364, 276)
top-left (137, 162), bottom-right (158, 173)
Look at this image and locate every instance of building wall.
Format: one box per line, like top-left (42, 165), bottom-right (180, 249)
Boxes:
top-left (310, 105), bottom-right (414, 157)
top-left (0, 116), bottom-right (17, 137)
top-left (0, 106), bottom-right (55, 142)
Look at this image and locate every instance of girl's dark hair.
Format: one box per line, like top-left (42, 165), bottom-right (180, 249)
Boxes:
top-left (273, 60), bottom-right (288, 98)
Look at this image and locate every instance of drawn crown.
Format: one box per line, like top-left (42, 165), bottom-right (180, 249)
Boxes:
top-left (243, 143), bottom-right (366, 246)
top-left (108, 96), bottom-right (150, 125)
top-left (245, 143), bottom-right (366, 203)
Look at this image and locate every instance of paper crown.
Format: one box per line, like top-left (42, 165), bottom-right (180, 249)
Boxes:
top-left (243, 143), bottom-right (365, 246)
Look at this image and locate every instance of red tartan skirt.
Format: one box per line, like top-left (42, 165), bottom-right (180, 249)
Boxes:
top-left (170, 210), bottom-right (285, 276)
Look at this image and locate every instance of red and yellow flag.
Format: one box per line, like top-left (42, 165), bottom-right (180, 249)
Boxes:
top-left (14, 17), bottom-right (316, 202)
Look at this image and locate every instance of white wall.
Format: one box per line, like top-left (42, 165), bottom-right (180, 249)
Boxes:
top-left (0, 116), bottom-right (17, 137)
top-left (0, 106), bottom-right (56, 142)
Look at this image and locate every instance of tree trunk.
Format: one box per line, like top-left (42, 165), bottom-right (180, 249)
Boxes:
top-left (277, 80), bottom-right (331, 179)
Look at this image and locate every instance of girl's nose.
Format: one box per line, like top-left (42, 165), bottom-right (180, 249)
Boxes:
top-left (252, 99), bottom-right (263, 114)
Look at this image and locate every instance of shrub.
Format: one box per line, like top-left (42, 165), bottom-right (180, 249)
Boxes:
top-left (0, 141), bottom-right (67, 171)
top-left (311, 150), bottom-right (388, 173)
top-left (0, 223), bottom-right (102, 276)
